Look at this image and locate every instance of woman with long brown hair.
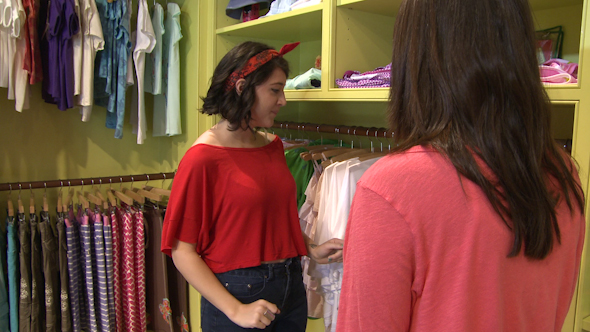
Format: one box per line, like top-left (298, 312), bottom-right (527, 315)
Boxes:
top-left (337, 0), bottom-right (585, 331)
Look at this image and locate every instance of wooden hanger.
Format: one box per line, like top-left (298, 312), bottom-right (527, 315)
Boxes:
top-left (123, 187), bottom-right (145, 204)
top-left (63, 186), bottom-right (75, 212)
top-left (94, 188), bottom-right (110, 210)
top-left (15, 184), bottom-right (25, 214)
top-left (133, 187), bottom-right (162, 202)
top-left (111, 178), bottom-right (135, 206)
top-left (42, 183), bottom-right (49, 212)
top-left (77, 191), bottom-right (90, 210)
top-left (311, 148), bottom-right (354, 161)
top-left (328, 149), bottom-right (371, 164)
top-left (29, 185), bottom-right (35, 214)
top-left (85, 191), bottom-right (104, 207)
top-left (144, 173), bottom-right (172, 197)
top-left (106, 189), bottom-right (118, 207)
top-left (57, 185), bottom-right (63, 213)
top-left (112, 189), bottom-right (134, 206)
top-left (7, 185), bottom-right (14, 217)
top-left (145, 186), bottom-right (171, 197)
top-left (299, 145), bottom-right (338, 161)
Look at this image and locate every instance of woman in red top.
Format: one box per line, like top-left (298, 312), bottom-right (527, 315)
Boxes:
top-left (161, 41), bottom-right (344, 331)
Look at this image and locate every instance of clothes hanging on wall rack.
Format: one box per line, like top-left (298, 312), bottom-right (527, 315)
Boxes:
top-left (2, 0), bottom-right (183, 142)
top-left (0, 171), bottom-right (189, 332)
top-left (276, 122), bottom-right (393, 332)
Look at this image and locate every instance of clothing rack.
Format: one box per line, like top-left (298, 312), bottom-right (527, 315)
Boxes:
top-left (0, 172), bottom-right (176, 192)
top-left (271, 121), bottom-right (394, 138)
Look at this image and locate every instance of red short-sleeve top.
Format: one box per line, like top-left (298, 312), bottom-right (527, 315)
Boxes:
top-left (161, 136), bottom-right (307, 273)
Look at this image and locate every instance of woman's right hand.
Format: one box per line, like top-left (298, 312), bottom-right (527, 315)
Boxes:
top-left (228, 299), bottom-right (280, 329)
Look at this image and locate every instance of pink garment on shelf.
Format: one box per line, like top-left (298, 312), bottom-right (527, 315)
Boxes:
top-left (540, 59), bottom-right (578, 84)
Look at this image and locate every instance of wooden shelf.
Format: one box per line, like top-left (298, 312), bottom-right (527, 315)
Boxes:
top-left (216, 4), bottom-right (323, 42)
top-left (337, 0), bottom-right (583, 16)
top-left (337, 0), bottom-right (400, 17)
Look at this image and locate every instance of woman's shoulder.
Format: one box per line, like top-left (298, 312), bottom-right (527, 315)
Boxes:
top-left (360, 145), bottom-right (455, 191)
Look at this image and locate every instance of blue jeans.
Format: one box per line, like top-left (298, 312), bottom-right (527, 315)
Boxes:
top-left (201, 257), bottom-right (307, 332)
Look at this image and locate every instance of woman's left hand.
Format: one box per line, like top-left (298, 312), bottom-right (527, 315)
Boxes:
top-left (309, 238), bottom-right (344, 264)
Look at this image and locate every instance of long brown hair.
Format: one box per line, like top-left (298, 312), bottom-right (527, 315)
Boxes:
top-left (388, 0), bottom-right (584, 259)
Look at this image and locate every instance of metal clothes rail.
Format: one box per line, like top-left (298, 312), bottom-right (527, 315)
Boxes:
top-left (0, 172), bottom-right (176, 192)
top-left (271, 121), bottom-right (394, 138)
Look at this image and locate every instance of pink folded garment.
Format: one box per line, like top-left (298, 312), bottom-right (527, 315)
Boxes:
top-left (543, 58), bottom-right (578, 78)
top-left (540, 60), bottom-right (578, 84)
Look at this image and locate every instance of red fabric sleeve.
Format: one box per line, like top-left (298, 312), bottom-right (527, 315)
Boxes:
top-left (161, 146), bottom-right (211, 256)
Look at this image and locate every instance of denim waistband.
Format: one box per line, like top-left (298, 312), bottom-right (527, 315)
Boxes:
top-left (216, 257), bottom-right (301, 280)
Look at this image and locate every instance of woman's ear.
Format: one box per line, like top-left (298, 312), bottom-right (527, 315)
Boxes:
top-left (235, 79), bottom-right (246, 95)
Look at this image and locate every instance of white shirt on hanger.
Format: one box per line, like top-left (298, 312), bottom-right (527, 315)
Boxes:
top-left (73, 0), bottom-right (83, 96)
top-left (10, 0), bottom-right (28, 112)
top-left (77, 0), bottom-right (105, 122)
top-left (131, 0), bottom-right (156, 144)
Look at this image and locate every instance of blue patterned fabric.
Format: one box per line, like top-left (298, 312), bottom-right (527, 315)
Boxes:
top-left (7, 217), bottom-right (18, 332)
top-left (65, 214), bottom-right (83, 332)
top-left (0, 216), bottom-right (10, 332)
top-left (94, 0), bottom-right (132, 138)
top-left (102, 213), bottom-right (116, 331)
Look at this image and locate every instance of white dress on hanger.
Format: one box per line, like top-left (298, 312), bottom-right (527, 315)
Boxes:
top-left (131, 0), bottom-right (155, 144)
top-left (77, 0), bottom-right (105, 122)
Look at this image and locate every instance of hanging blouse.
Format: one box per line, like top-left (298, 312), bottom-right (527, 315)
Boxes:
top-left (144, 3), bottom-right (164, 95)
top-left (22, 0), bottom-right (42, 84)
top-left (78, 0), bottom-right (104, 122)
top-left (94, 0), bottom-right (131, 139)
top-left (130, 0), bottom-right (155, 144)
top-left (153, 2), bottom-right (182, 137)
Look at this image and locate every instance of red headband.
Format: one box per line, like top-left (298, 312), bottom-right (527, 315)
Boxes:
top-left (224, 42), bottom-right (300, 92)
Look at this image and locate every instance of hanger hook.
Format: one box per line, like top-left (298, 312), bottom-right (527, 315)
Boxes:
top-left (146, 174), bottom-right (150, 187)
top-left (8, 184), bottom-right (12, 196)
top-left (99, 179), bottom-right (102, 189)
top-left (29, 183), bottom-right (33, 195)
top-left (18, 184), bottom-right (22, 199)
top-left (120, 177), bottom-right (123, 191)
top-left (44, 183), bottom-right (47, 194)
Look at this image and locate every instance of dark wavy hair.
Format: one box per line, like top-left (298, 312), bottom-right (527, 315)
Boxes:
top-left (201, 41), bottom-right (290, 131)
top-left (388, 0), bottom-right (584, 259)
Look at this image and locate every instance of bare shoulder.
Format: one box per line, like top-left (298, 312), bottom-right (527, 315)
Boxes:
top-left (260, 131), bottom-right (277, 143)
top-left (192, 130), bottom-right (222, 147)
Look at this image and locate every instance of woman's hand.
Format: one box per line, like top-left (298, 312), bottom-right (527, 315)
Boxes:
top-left (228, 299), bottom-right (280, 329)
top-left (308, 238), bottom-right (344, 264)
